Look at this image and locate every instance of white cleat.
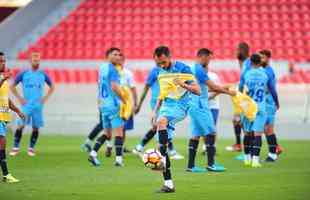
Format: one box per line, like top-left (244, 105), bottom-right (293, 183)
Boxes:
top-left (132, 144), bottom-right (144, 157)
top-left (169, 151), bottom-right (184, 160)
top-left (27, 148), bottom-right (36, 157)
top-left (9, 148), bottom-right (20, 156)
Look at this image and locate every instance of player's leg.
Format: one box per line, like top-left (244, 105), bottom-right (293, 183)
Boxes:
top-left (156, 116), bottom-right (175, 192)
top-left (167, 128), bottom-right (184, 160)
top-left (250, 112), bottom-right (266, 168)
top-left (82, 122), bottom-right (103, 152)
top-left (88, 114), bottom-right (111, 166)
top-left (114, 126), bottom-right (124, 166)
top-left (0, 122), bottom-right (19, 183)
top-left (133, 125), bottom-right (157, 154)
top-left (186, 136), bottom-right (206, 172)
top-left (27, 106), bottom-right (44, 156)
top-left (226, 115), bottom-right (242, 152)
top-left (88, 130), bottom-right (111, 166)
top-left (242, 115), bottom-right (254, 166)
top-left (121, 115), bottom-right (134, 153)
top-left (202, 108), bottom-right (219, 154)
top-left (10, 105), bottom-right (29, 156)
top-left (104, 135), bottom-right (113, 157)
top-left (264, 124), bottom-right (278, 162)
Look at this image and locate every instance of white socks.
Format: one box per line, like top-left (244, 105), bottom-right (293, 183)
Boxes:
top-left (268, 153), bottom-right (278, 160)
top-left (106, 140), bottom-right (113, 148)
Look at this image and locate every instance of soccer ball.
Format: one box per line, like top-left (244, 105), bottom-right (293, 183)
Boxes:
top-left (142, 148), bottom-right (163, 169)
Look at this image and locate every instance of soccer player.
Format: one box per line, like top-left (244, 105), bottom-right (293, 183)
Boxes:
top-left (88, 47), bottom-right (126, 167)
top-left (226, 42), bottom-right (251, 152)
top-left (115, 54), bottom-right (138, 153)
top-left (239, 54), bottom-right (279, 168)
top-left (151, 46), bottom-right (201, 193)
top-left (10, 52), bottom-right (54, 157)
top-left (201, 68), bottom-right (221, 154)
top-left (259, 49), bottom-right (282, 161)
top-left (0, 52), bottom-right (25, 183)
top-left (187, 48), bottom-right (235, 172)
top-left (133, 64), bottom-right (184, 160)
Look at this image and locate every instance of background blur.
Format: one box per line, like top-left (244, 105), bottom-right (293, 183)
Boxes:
top-left (0, 0), bottom-right (309, 139)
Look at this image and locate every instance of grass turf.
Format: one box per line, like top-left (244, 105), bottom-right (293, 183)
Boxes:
top-left (1, 134), bottom-right (310, 200)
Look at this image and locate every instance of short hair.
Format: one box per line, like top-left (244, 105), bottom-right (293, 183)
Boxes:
top-left (197, 48), bottom-right (213, 57)
top-left (154, 46), bottom-right (170, 57)
top-left (259, 49), bottom-right (272, 58)
top-left (250, 53), bottom-right (261, 65)
top-left (105, 47), bottom-right (121, 57)
top-left (238, 42), bottom-right (250, 53)
top-left (0, 52), bottom-right (4, 56)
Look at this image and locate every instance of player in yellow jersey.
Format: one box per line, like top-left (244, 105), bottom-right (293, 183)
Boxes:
top-left (0, 52), bottom-right (25, 183)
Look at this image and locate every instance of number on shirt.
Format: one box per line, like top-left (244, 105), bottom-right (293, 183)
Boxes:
top-left (248, 88), bottom-right (264, 102)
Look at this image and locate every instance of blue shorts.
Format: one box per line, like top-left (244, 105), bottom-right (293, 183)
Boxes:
top-left (101, 110), bottom-right (124, 129)
top-left (124, 116), bottom-right (134, 131)
top-left (210, 108), bottom-right (219, 125)
top-left (0, 121), bottom-right (8, 137)
top-left (242, 110), bottom-right (267, 133)
top-left (157, 99), bottom-right (189, 130)
top-left (189, 106), bottom-right (216, 137)
top-left (17, 103), bottom-right (44, 128)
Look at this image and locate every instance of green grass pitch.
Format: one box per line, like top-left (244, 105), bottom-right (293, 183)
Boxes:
top-left (1, 134), bottom-right (310, 200)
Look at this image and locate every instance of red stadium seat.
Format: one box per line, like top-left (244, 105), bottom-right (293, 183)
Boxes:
top-left (17, 0), bottom-right (309, 62)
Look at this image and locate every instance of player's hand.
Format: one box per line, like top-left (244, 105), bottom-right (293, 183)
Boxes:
top-left (173, 78), bottom-right (184, 87)
top-left (227, 88), bottom-right (237, 96)
top-left (17, 111), bottom-right (26, 121)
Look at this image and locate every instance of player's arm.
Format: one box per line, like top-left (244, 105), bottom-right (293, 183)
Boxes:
top-left (9, 99), bottom-right (25, 120)
top-left (208, 92), bottom-right (220, 100)
top-left (206, 80), bottom-right (236, 96)
top-left (10, 71), bottom-right (26, 105)
top-left (135, 85), bottom-right (150, 114)
top-left (131, 86), bottom-right (138, 108)
top-left (42, 74), bottom-right (55, 104)
top-left (111, 81), bottom-right (126, 104)
top-left (151, 98), bottom-right (163, 126)
top-left (267, 73), bottom-right (280, 110)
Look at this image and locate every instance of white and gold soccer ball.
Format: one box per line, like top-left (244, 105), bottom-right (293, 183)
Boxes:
top-left (142, 148), bottom-right (163, 169)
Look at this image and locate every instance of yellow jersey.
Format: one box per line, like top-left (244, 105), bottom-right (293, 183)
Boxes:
top-left (231, 91), bottom-right (258, 121)
top-left (0, 80), bottom-right (11, 122)
top-left (158, 73), bottom-right (196, 100)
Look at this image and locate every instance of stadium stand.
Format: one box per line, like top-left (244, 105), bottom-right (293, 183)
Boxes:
top-left (18, 0), bottom-right (310, 62)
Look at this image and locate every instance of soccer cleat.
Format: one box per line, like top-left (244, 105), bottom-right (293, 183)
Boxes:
top-left (9, 148), bottom-right (20, 156)
top-left (186, 166), bottom-right (207, 173)
top-left (132, 144), bottom-right (143, 156)
top-left (156, 185), bottom-right (175, 193)
top-left (114, 161), bottom-right (124, 167)
top-left (264, 156), bottom-right (276, 162)
top-left (235, 154), bottom-right (245, 161)
top-left (251, 162), bottom-right (262, 168)
top-left (169, 150), bottom-right (184, 160)
top-left (225, 144), bottom-right (242, 152)
top-left (3, 174), bottom-right (20, 183)
top-left (105, 147), bottom-right (112, 157)
top-left (88, 156), bottom-right (101, 167)
top-left (81, 143), bottom-right (92, 153)
top-left (276, 145), bottom-right (283, 155)
top-left (207, 164), bottom-right (226, 172)
top-left (27, 148), bottom-right (36, 157)
top-left (244, 160), bottom-right (252, 166)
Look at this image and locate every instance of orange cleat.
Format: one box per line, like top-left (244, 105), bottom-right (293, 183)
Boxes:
top-left (225, 144), bottom-right (242, 152)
